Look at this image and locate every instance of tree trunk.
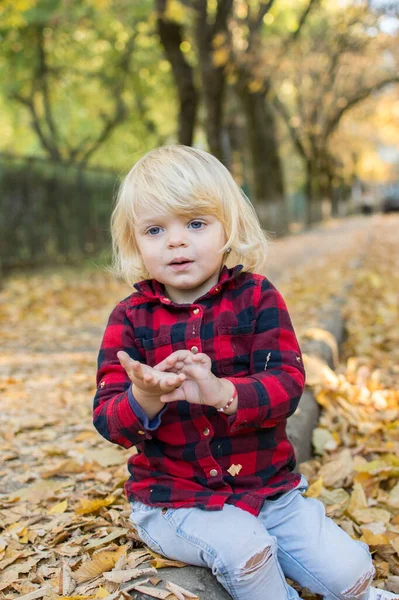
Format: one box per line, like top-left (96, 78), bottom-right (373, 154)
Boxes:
top-left (195, 38), bottom-right (226, 158)
top-left (156, 1), bottom-right (197, 146)
top-left (194, 0), bottom-right (233, 159)
top-left (305, 159), bottom-right (323, 225)
top-left (238, 85), bottom-right (288, 234)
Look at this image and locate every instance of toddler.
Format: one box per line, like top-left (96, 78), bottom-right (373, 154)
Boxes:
top-left (93, 145), bottom-right (397, 600)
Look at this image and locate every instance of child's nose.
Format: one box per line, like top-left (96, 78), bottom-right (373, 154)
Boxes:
top-left (167, 226), bottom-right (188, 247)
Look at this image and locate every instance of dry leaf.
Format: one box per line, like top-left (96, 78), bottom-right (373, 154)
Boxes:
top-left (166, 581), bottom-right (200, 599)
top-left (129, 584), bottom-right (174, 599)
top-left (103, 566), bottom-right (157, 582)
top-left (84, 528), bottom-right (128, 550)
top-left (305, 477), bottom-right (323, 498)
top-left (49, 500), bottom-right (68, 514)
top-left (302, 354), bottom-right (339, 388)
top-left (75, 496), bottom-right (116, 515)
top-left (72, 544), bottom-right (128, 583)
top-left (227, 464), bottom-right (242, 476)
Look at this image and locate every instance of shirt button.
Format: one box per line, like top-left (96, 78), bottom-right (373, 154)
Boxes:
top-left (162, 297), bottom-right (171, 303)
top-left (214, 286), bottom-right (220, 293)
top-left (202, 428), bottom-right (210, 436)
top-left (193, 308), bottom-right (199, 315)
top-left (296, 356), bottom-right (302, 362)
top-left (191, 346), bottom-right (199, 354)
top-left (210, 469), bottom-right (218, 477)
top-left (99, 381), bottom-right (105, 388)
top-left (137, 430), bottom-right (145, 435)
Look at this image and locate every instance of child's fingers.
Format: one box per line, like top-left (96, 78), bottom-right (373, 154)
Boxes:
top-left (143, 371), bottom-right (155, 384)
top-left (160, 387), bottom-right (186, 403)
top-left (191, 353), bottom-right (211, 366)
top-left (117, 350), bottom-right (131, 368)
top-left (155, 350), bottom-right (193, 371)
top-left (117, 351), bottom-right (139, 375)
top-left (159, 373), bottom-right (186, 391)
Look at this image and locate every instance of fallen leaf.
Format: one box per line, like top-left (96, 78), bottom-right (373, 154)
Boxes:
top-left (72, 544), bottom-right (128, 583)
top-left (49, 500), bottom-right (68, 514)
top-left (103, 566), bottom-right (157, 582)
top-left (165, 581), bottom-right (199, 599)
top-left (305, 477), bottom-right (323, 498)
top-left (227, 464), bottom-right (242, 476)
top-left (75, 496), bottom-right (116, 515)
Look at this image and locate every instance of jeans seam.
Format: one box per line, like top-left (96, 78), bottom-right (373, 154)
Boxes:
top-left (278, 546), bottom-right (343, 600)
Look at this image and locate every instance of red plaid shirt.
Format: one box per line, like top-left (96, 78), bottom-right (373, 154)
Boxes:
top-left (93, 266), bottom-right (305, 516)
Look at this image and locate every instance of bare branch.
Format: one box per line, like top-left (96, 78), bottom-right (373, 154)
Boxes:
top-left (77, 98), bottom-right (126, 166)
top-left (290, 0), bottom-right (320, 43)
top-left (35, 26), bottom-right (61, 157)
top-left (325, 76), bottom-right (399, 138)
top-left (272, 93), bottom-right (309, 160)
top-left (13, 93), bottom-right (62, 161)
top-left (253, 0), bottom-right (276, 32)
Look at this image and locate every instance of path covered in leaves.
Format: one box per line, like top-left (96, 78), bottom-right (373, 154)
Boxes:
top-left (0, 215), bottom-right (398, 599)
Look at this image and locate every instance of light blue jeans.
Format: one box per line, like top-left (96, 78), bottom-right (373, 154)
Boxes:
top-left (129, 477), bottom-right (375, 600)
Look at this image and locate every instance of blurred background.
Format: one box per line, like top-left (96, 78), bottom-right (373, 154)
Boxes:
top-left (0, 0), bottom-right (398, 273)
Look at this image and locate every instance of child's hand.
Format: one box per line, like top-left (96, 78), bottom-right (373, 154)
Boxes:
top-left (155, 351), bottom-right (234, 410)
top-left (117, 351), bottom-right (186, 397)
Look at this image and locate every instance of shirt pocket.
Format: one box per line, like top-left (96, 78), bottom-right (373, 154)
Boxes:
top-left (134, 334), bottom-right (173, 366)
top-left (217, 322), bottom-right (255, 376)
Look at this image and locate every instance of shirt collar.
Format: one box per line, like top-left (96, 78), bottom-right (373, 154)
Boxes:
top-left (133, 264), bottom-right (243, 302)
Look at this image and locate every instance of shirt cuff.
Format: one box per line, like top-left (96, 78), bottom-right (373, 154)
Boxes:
top-left (128, 386), bottom-right (166, 431)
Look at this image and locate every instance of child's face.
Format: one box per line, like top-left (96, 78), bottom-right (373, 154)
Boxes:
top-left (134, 210), bottom-right (226, 304)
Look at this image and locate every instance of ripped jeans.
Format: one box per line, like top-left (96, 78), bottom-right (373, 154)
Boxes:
top-left (129, 476), bottom-right (375, 600)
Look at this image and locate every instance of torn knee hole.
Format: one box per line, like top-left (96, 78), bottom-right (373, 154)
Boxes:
top-left (240, 547), bottom-right (272, 578)
top-left (343, 568), bottom-right (374, 598)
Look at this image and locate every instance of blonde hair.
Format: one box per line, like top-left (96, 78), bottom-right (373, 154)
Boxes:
top-left (111, 145), bottom-right (269, 285)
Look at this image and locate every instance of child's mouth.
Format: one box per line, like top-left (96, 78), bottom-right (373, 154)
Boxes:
top-left (169, 260), bottom-right (193, 271)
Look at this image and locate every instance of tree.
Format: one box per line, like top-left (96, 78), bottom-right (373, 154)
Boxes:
top-left (0, 0), bottom-right (174, 166)
top-left (156, 0), bottom-right (198, 146)
top-left (271, 3), bottom-right (399, 222)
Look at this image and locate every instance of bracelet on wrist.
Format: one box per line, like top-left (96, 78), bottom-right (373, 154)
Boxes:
top-left (217, 385), bottom-right (238, 413)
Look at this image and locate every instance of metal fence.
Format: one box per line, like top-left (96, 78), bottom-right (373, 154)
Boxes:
top-left (0, 153), bottom-right (119, 271)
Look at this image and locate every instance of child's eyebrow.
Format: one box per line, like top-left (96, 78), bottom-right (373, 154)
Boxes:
top-left (135, 217), bottom-right (164, 228)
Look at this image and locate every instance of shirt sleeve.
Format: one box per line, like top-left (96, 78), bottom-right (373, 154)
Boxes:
top-left (92, 300), bottom-right (163, 448)
top-left (225, 278), bottom-right (306, 433)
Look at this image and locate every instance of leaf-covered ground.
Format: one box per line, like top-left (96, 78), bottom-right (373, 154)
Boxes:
top-left (0, 215), bottom-right (398, 599)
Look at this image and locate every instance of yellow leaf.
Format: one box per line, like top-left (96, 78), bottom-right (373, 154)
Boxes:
top-left (305, 477), bottom-right (323, 498)
top-left (49, 499), bottom-right (68, 514)
top-left (95, 588), bottom-right (110, 599)
top-left (390, 536), bottom-right (399, 557)
top-left (303, 354), bottom-right (339, 388)
top-left (361, 525), bottom-right (390, 546)
top-left (72, 544), bottom-right (128, 583)
top-left (351, 507), bottom-right (391, 525)
top-left (75, 495), bottom-right (115, 515)
top-left (147, 549), bottom-right (188, 569)
top-left (41, 459), bottom-right (85, 479)
top-left (227, 464), bottom-right (242, 476)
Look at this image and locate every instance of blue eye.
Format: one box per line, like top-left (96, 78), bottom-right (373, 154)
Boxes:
top-left (146, 226), bottom-right (162, 235)
top-left (189, 220), bottom-right (204, 229)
